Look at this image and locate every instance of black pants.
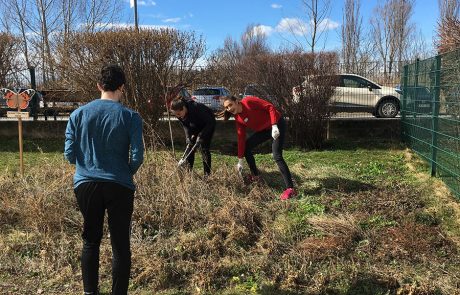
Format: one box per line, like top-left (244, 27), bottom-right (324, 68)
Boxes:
top-left (186, 130), bottom-right (214, 175)
top-left (74, 182), bottom-right (134, 295)
top-left (244, 117), bottom-right (294, 189)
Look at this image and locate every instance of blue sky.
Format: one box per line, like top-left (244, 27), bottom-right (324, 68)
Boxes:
top-left (123, 0), bottom-right (440, 55)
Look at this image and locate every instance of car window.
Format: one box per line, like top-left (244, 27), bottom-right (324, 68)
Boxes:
top-left (342, 76), bottom-right (367, 88)
top-left (193, 89), bottom-right (220, 95)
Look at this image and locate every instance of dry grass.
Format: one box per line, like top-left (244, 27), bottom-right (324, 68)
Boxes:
top-left (1, 145), bottom-right (460, 294)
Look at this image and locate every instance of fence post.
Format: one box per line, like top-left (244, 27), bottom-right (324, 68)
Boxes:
top-left (401, 64), bottom-right (408, 142)
top-left (431, 55), bottom-right (441, 177)
top-left (414, 59), bottom-right (420, 119)
top-left (402, 65), bottom-right (408, 122)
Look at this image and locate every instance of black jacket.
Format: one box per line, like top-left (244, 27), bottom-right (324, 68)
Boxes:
top-left (179, 100), bottom-right (216, 141)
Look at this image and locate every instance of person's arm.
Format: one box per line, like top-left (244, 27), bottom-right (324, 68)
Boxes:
top-left (64, 116), bottom-right (76, 164)
top-left (181, 121), bottom-right (193, 144)
top-left (246, 96), bottom-right (279, 125)
top-left (129, 113), bottom-right (144, 174)
top-left (197, 104), bottom-right (216, 139)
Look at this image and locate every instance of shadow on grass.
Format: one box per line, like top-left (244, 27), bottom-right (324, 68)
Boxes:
top-left (258, 170), bottom-right (375, 196)
top-left (0, 135), bottom-right (404, 155)
top-left (211, 137), bottom-right (405, 158)
top-left (0, 138), bottom-right (64, 153)
top-left (259, 284), bottom-right (303, 295)
top-left (342, 276), bottom-right (399, 295)
top-left (305, 177), bottom-right (376, 195)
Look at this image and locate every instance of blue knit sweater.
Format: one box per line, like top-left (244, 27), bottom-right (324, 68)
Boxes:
top-left (64, 99), bottom-right (144, 190)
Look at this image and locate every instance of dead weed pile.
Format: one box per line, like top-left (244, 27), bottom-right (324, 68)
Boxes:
top-left (1, 148), bottom-right (460, 294)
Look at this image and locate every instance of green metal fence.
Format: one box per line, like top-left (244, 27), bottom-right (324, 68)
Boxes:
top-left (401, 49), bottom-right (460, 198)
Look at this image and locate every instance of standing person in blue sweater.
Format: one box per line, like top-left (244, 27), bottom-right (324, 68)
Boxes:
top-left (64, 64), bottom-right (144, 295)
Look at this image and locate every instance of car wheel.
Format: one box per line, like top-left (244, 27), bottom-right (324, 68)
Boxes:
top-left (377, 98), bottom-right (399, 118)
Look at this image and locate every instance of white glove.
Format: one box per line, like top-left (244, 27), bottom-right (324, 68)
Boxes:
top-left (178, 158), bottom-right (186, 167)
top-left (236, 158), bottom-right (244, 174)
top-left (271, 124), bottom-right (280, 140)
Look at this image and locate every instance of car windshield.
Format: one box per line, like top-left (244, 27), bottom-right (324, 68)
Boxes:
top-left (193, 89), bottom-right (220, 95)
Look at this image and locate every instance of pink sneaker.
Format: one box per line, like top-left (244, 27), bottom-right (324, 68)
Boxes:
top-left (280, 188), bottom-right (297, 200)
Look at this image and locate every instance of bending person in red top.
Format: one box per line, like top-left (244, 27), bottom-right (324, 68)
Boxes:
top-left (222, 95), bottom-right (296, 200)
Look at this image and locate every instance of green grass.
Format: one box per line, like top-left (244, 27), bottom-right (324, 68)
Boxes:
top-left (1, 138), bottom-right (460, 294)
top-left (0, 138), bottom-right (64, 174)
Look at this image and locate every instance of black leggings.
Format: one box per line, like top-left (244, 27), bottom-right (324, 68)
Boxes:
top-left (244, 117), bottom-right (294, 189)
top-left (186, 130), bottom-right (214, 175)
top-left (74, 182), bottom-right (134, 295)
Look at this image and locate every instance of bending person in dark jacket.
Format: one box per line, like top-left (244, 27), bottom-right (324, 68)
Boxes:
top-left (170, 98), bottom-right (216, 175)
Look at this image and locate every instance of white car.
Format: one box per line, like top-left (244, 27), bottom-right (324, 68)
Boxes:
top-left (192, 86), bottom-right (230, 112)
top-left (293, 74), bottom-right (401, 118)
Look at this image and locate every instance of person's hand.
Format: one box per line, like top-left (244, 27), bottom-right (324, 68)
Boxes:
top-left (236, 158), bottom-right (244, 174)
top-left (271, 124), bottom-right (280, 140)
top-left (178, 158), bottom-right (186, 167)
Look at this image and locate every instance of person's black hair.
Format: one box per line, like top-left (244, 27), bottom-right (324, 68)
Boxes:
top-left (170, 98), bottom-right (186, 111)
top-left (98, 64), bottom-right (126, 92)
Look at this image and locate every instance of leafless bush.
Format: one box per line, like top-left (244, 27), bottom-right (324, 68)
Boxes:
top-left (54, 28), bottom-right (205, 128)
top-left (206, 25), bottom-right (337, 149)
top-left (239, 51), bottom-right (338, 149)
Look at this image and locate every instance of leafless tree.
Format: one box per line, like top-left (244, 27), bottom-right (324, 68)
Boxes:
top-left (405, 29), bottom-right (432, 61)
top-left (303, 0), bottom-right (331, 53)
top-left (241, 24), bottom-right (271, 56)
top-left (206, 36), bottom-right (244, 92)
top-left (439, 0), bottom-right (460, 21)
top-left (341, 0), bottom-right (362, 72)
top-left (370, 0), bottom-right (414, 79)
top-left (0, 0), bottom-right (33, 69)
top-left (59, 0), bottom-right (79, 39)
top-left (79, 0), bottom-right (123, 32)
top-left (0, 0), bottom-right (123, 88)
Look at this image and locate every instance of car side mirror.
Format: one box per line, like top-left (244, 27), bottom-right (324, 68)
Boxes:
top-left (367, 85), bottom-right (373, 92)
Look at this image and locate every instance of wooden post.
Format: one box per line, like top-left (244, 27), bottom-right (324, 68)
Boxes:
top-left (17, 105), bottom-right (24, 176)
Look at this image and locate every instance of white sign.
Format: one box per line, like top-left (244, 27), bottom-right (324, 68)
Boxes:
top-left (7, 111), bottom-right (29, 119)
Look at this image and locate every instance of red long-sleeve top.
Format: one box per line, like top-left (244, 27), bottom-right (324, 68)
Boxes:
top-left (235, 96), bottom-right (281, 158)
